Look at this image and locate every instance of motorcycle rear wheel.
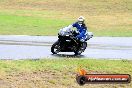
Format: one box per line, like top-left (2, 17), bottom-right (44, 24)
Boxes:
top-left (74, 42), bottom-right (87, 55)
top-left (74, 49), bottom-right (83, 55)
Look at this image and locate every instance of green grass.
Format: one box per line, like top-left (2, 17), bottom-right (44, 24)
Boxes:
top-left (0, 0), bottom-right (131, 36)
top-left (0, 11), bottom-right (73, 35)
top-left (0, 58), bottom-right (132, 74)
top-left (0, 59), bottom-right (131, 73)
top-left (0, 58), bottom-right (132, 88)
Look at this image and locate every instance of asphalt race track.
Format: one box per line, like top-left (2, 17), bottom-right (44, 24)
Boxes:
top-left (0, 35), bottom-right (132, 60)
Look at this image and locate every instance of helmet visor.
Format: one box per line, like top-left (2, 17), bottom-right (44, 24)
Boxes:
top-left (78, 21), bottom-right (83, 24)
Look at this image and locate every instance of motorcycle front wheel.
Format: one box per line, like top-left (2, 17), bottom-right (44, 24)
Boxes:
top-left (51, 40), bottom-right (60, 54)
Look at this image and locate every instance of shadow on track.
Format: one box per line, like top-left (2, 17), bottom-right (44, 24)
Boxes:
top-left (51, 54), bottom-right (85, 58)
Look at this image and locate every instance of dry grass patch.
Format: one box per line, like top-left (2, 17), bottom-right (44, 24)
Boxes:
top-left (0, 59), bottom-right (132, 87)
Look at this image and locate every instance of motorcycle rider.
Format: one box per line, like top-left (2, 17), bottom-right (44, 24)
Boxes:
top-left (66, 16), bottom-right (88, 49)
top-left (72, 16), bottom-right (88, 42)
top-left (59, 16), bottom-right (89, 50)
top-left (63, 16), bottom-right (88, 41)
